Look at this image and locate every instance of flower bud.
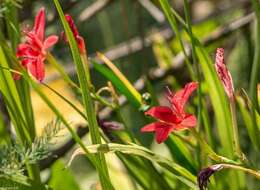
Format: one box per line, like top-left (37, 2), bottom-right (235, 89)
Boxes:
top-left (215, 48), bottom-right (234, 99)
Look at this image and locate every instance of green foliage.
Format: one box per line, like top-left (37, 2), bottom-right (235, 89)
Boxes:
top-left (0, 0), bottom-right (260, 189)
top-left (0, 119), bottom-right (62, 177)
top-left (48, 160), bottom-right (80, 190)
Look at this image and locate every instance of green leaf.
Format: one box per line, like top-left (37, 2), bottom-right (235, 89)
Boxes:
top-left (48, 160), bottom-right (80, 190)
top-left (166, 135), bottom-right (197, 174)
top-left (0, 175), bottom-right (49, 190)
top-left (236, 95), bottom-right (259, 150)
top-left (0, 45), bottom-right (31, 142)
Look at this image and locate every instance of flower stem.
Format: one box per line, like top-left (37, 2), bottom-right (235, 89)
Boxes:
top-left (183, 0), bottom-right (202, 127)
top-left (229, 96), bottom-right (247, 161)
top-left (220, 163), bottom-right (260, 179)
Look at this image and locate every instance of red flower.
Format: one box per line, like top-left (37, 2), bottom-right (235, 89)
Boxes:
top-left (141, 82), bottom-right (198, 143)
top-left (16, 7), bottom-right (58, 81)
top-left (214, 48), bottom-right (234, 98)
top-left (62, 14), bottom-right (86, 54)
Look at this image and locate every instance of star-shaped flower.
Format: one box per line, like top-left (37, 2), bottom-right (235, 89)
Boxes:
top-left (141, 82), bottom-right (198, 143)
top-left (16, 7), bottom-right (58, 81)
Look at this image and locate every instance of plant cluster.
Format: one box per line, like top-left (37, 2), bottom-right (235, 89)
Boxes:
top-left (0, 0), bottom-right (259, 190)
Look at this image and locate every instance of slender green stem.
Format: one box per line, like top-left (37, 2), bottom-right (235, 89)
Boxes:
top-left (42, 83), bottom-right (88, 120)
top-left (249, 0), bottom-right (260, 155)
top-left (249, 0), bottom-right (260, 113)
top-left (183, 0), bottom-right (202, 127)
top-left (158, 0), bottom-right (195, 79)
top-left (80, 53), bottom-right (93, 88)
top-left (27, 164), bottom-right (41, 184)
top-left (220, 163), bottom-right (260, 179)
top-left (92, 93), bottom-right (115, 108)
top-left (229, 96), bottom-right (246, 161)
top-left (52, 1), bottom-right (114, 188)
top-left (46, 53), bottom-right (79, 89)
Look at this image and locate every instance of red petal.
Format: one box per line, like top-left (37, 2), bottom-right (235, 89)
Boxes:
top-left (169, 82), bottom-right (198, 115)
top-left (21, 59), bottom-right (31, 66)
top-left (65, 14), bottom-right (79, 37)
top-left (76, 36), bottom-right (86, 54)
top-left (181, 114), bottom-right (197, 127)
top-left (17, 44), bottom-right (30, 57)
top-left (155, 125), bottom-right (172, 144)
top-left (17, 45), bottom-right (39, 59)
top-left (141, 122), bottom-right (163, 132)
top-left (28, 56), bottom-right (45, 81)
top-left (43, 35), bottom-right (59, 50)
top-left (34, 7), bottom-right (45, 42)
top-left (145, 106), bottom-right (180, 124)
top-left (26, 32), bottom-right (43, 50)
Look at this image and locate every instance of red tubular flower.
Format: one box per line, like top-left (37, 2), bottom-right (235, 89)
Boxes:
top-left (141, 82), bottom-right (198, 143)
top-left (214, 48), bottom-right (234, 98)
top-left (62, 14), bottom-right (86, 54)
top-left (16, 7), bottom-right (58, 81)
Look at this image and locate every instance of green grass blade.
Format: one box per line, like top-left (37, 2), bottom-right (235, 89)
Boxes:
top-left (158, 0), bottom-right (195, 79)
top-left (70, 143), bottom-right (197, 188)
top-left (236, 95), bottom-right (260, 150)
top-left (0, 45), bottom-right (31, 142)
top-left (46, 53), bottom-right (78, 89)
top-left (52, 1), bottom-right (114, 188)
top-left (183, 0), bottom-right (202, 126)
top-left (249, 0), bottom-right (260, 113)
top-left (166, 135), bottom-right (197, 174)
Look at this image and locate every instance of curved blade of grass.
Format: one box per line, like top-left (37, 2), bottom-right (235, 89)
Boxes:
top-left (236, 95), bottom-right (259, 150)
top-left (1, 41), bottom-right (36, 139)
top-left (183, 0), bottom-right (202, 127)
top-left (51, 1), bottom-right (114, 189)
top-left (68, 143), bottom-right (197, 188)
top-left (249, 0), bottom-right (260, 113)
top-left (158, 0), bottom-right (194, 79)
top-left (0, 45), bottom-right (31, 142)
top-left (41, 83), bottom-right (87, 121)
